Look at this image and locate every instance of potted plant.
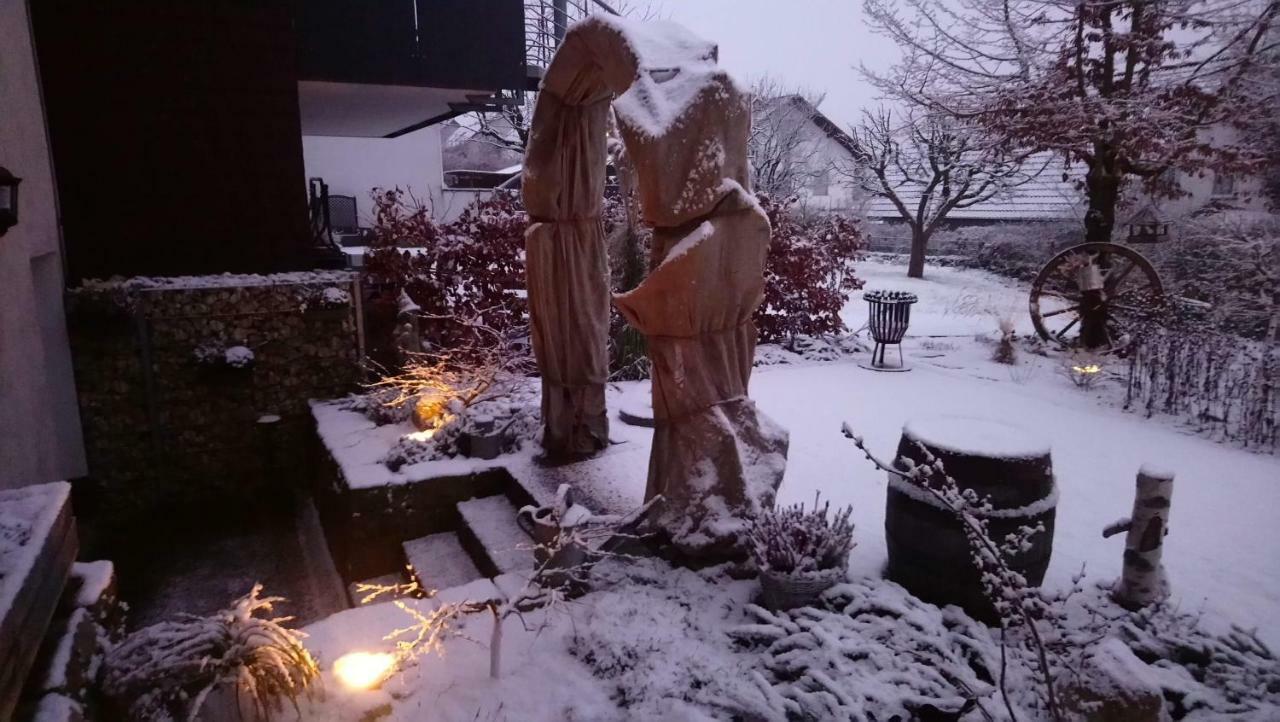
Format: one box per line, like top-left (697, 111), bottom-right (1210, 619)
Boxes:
top-left (750, 494), bottom-right (855, 611)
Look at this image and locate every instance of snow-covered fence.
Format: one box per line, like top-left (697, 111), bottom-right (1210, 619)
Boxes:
top-left (1124, 330), bottom-right (1278, 451)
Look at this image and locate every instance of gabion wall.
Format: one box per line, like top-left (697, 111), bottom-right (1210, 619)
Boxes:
top-left (67, 272), bottom-right (363, 517)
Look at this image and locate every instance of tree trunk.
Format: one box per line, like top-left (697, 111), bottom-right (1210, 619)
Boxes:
top-left (1112, 468), bottom-right (1174, 609)
top-left (489, 606), bottom-right (504, 679)
top-left (1083, 155), bottom-right (1120, 244)
top-left (1081, 154), bottom-right (1121, 347)
top-left (907, 228), bottom-right (928, 278)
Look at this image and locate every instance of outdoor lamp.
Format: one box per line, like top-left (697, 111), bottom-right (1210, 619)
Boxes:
top-left (0, 167), bottom-right (20, 237)
top-left (333, 651), bottom-right (397, 691)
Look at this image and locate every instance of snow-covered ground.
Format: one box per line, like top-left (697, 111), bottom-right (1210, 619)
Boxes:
top-left (300, 257), bottom-right (1279, 720)
top-left (574, 258), bottom-right (1279, 645)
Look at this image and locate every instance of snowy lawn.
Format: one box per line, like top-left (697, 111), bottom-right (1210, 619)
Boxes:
top-left (300, 257), bottom-right (1279, 720)
top-left (585, 257), bottom-right (1280, 645)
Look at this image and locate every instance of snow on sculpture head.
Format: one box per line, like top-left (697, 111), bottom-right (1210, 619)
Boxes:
top-left (530, 15), bottom-right (752, 230)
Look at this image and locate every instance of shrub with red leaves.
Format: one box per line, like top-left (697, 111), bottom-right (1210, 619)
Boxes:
top-left (755, 194), bottom-right (865, 344)
top-left (363, 190), bottom-right (527, 365)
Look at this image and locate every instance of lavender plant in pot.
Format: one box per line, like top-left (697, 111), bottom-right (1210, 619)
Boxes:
top-left (750, 494), bottom-right (855, 611)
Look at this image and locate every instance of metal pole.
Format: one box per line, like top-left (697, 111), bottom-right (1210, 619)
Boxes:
top-left (553, 0), bottom-right (567, 44)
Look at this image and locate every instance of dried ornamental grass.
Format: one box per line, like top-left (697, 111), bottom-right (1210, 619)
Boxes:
top-left (102, 584), bottom-right (319, 721)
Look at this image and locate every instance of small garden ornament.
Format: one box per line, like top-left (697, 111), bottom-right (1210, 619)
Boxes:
top-left (750, 494), bottom-right (855, 611)
top-left (1103, 466), bottom-right (1175, 609)
top-left (517, 484), bottom-right (596, 591)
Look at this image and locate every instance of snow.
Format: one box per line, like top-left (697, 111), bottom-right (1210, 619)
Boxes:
top-left (298, 560), bottom-right (764, 722)
top-left (31, 694), bottom-right (82, 722)
top-left (0, 481), bottom-right (70, 620)
top-left (402, 532), bottom-right (481, 592)
top-left (303, 256), bottom-right (1279, 720)
top-left (457, 496), bottom-right (533, 575)
top-left (659, 220), bottom-right (713, 264)
top-left (223, 345), bottom-right (254, 368)
top-left (73, 270), bottom-right (355, 293)
top-left (44, 607), bottom-right (89, 689)
top-left (584, 15), bottom-right (741, 141)
top-left (885, 468), bottom-right (1059, 518)
top-left (903, 415), bottom-right (1051, 460)
top-left (70, 561), bottom-right (114, 608)
top-left (315, 257), bottom-right (1280, 648)
top-left (319, 286), bottom-right (351, 305)
top-left (1139, 463), bottom-right (1177, 480)
top-left (1084, 637), bottom-right (1167, 701)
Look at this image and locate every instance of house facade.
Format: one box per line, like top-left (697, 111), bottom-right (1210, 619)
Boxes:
top-left (0, 0), bottom-right (86, 490)
top-left (752, 95), bottom-right (865, 215)
top-left (0, 0), bottom-right (568, 489)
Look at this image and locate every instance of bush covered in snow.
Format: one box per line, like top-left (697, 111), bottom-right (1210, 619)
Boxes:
top-left (101, 585), bottom-right (318, 721)
top-left (929, 222), bottom-right (1080, 281)
top-left (1125, 328), bottom-right (1278, 450)
top-left (756, 194), bottom-right (866, 343)
top-left (749, 495), bottom-right (855, 576)
top-left (1147, 214), bottom-right (1280, 342)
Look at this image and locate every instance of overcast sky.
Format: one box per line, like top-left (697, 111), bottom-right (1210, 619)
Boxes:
top-left (651, 0), bottom-right (899, 131)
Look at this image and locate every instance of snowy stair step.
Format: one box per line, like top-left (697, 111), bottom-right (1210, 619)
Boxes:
top-left (457, 495), bottom-right (535, 576)
top-left (403, 532), bottom-right (483, 594)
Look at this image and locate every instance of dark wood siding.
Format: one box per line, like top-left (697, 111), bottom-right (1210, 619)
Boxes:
top-left (32, 1), bottom-right (312, 281)
top-left (297, 0), bottom-right (526, 90)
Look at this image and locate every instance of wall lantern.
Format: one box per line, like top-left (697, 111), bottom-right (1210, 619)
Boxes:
top-left (0, 166), bottom-right (20, 237)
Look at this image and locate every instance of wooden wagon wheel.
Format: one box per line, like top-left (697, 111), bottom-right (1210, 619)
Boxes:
top-left (1029, 242), bottom-right (1165, 350)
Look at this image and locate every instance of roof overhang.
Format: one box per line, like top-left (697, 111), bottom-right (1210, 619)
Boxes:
top-left (298, 81), bottom-right (493, 138)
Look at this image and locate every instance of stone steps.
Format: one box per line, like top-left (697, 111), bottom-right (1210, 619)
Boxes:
top-left (456, 495), bottom-right (535, 577)
top-left (402, 532), bottom-right (483, 594)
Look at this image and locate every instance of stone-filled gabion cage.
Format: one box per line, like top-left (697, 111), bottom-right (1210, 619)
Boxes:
top-left (67, 272), bottom-right (363, 519)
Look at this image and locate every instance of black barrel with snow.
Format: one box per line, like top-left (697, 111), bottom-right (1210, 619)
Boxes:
top-left (885, 416), bottom-right (1056, 623)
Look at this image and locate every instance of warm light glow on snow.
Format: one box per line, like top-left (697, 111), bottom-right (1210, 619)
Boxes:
top-left (333, 651), bottom-right (396, 690)
top-left (1072, 364), bottom-right (1102, 374)
top-left (407, 429), bottom-right (436, 442)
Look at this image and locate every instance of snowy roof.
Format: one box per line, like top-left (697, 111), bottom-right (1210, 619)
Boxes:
top-left (865, 156), bottom-right (1082, 222)
top-left (755, 95), bottom-right (860, 159)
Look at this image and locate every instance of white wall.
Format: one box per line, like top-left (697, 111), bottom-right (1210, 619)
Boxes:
top-left (302, 125), bottom-right (485, 226)
top-left (791, 126), bottom-right (862, 216)
top-left (0, 0), bottom-right (87, 489)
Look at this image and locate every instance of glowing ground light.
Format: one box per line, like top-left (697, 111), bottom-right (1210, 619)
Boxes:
top-left (1072, 364), bottom-right (1102, 374)
top-left (333, 652), bottom-right (397, 691)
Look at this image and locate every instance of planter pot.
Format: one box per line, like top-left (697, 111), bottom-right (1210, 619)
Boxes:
top-left (758, 566), bottom-right (846, 611)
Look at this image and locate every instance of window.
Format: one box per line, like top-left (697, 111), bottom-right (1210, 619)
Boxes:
top-left (1211, 172), bottom-right (1236, 197)
top-left (809, 169), bottom-right (830, 197)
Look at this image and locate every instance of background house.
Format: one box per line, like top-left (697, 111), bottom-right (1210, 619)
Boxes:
top-left (750, 95), bottom-right (865, 215)
top-left (863, 155), bottom-right (1083, 229)
top-left (1130, 125), bottom-right (1273, 232)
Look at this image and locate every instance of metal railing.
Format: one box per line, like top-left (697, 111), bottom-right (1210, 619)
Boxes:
top-left (524, 0), bottom-right (619, 75)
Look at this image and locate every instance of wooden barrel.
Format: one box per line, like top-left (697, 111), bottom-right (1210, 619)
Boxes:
top-left (884, 416), bottom-right (1056, 623)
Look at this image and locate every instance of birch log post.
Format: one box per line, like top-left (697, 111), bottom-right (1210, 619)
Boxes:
top-left (1102, 466), bottom-right (1175, 609)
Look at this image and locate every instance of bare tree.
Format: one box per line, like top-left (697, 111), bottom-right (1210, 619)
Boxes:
top-left (863, 0), bottom-right (1280, 244)
top-left (748, 77), bottom-right (835, 200)
top-left (466, 96), bottom-right (535, 154)
top-left (845, 107), bottom-right (1040, 278)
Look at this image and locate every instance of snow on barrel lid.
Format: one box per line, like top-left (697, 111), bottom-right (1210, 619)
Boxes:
top-left (903, 415), bottom-right (1050, 460)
